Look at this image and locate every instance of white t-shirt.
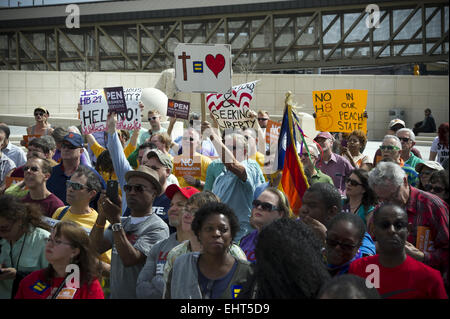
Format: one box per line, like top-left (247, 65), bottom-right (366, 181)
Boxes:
top-left (430, 136), bottom-right (449, 165)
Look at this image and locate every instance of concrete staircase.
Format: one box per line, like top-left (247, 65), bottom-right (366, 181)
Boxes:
top-left (414, 132), bottom-right (436, 147)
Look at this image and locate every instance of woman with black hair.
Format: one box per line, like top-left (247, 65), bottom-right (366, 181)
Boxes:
top-left (164, 202), bottom-right (253, 299)
top-left (0, 195), bottom-right (51, 299)
top-left (342, 169), bottom-right (378, 225)
top-left (325, 212), bottom-right (367, 276)
top-left (240, 218), bottom-right (331, 299)
top-left (15, 221), bottom-right (104, 299)
top-left (426, 169), bottom-right (449, 205)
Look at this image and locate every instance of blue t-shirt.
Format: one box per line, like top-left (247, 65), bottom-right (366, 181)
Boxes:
top-left (197, 259), bottom-right (238, 299)
top-left (46, 163), bottom-right (106, 210)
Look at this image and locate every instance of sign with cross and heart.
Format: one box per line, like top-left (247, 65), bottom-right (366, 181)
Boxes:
top-left (174, 43), bottom-right (232, 93)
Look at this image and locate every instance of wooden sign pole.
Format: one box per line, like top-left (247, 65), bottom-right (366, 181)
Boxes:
top-left (201, 93), bottom-right (206, 122)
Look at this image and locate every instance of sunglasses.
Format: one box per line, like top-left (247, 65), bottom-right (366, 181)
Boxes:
top-left (148, 116), bottom-right (159, 121)
top-left (345, 177), bottom-right (362, 187)
top-left (258, 118), bottom-right (268, 121)
top-left (424, 184), bottom-right (445, 193)
top-left (182, 137), bottom-right (195, 142)
top-left (66, 180), bottom-right (90, 191)
top-left (62, 143), bottom-right (79, 150)
top-left (325, 238), bottom-right (358, 251)
top-left (398, 137), bottom-right (410, 143)
top-left (23, 165), bottom-right (40, 172)
top-left (252, 199), bottom-right (279, 212)
top-left (379, 145), bottom-right (400, 151)
top-left (34, 112), bottom-right (45, 117)
top-left (124, 184), bottom-right (150, 193)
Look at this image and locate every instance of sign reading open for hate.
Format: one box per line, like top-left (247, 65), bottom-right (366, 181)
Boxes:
top-left (312, 89), bottom-right (368, 133)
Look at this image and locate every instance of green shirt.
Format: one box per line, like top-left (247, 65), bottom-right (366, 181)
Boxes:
top-left (310, 168), bottom-right (334, 185)
top-left (0, 227), bottom-right (50, 299)
top-left (405, 152), bottom-right (424, 172)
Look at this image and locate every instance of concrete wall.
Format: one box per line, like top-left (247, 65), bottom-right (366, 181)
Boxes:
top-left (0, 70), bottom-right (448, 140)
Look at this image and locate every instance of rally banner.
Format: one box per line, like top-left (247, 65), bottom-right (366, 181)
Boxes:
top-left (312, 89), bottom-right (368, 133)
top-left (206, 81), bottom-right (258, 130)
top-left (79, 88), bottom-right (142, 134)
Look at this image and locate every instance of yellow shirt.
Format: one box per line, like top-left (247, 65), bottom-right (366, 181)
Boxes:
top-left (173, 153), bottom-right (211, 188)
top-left (249, 151), bottom-right (266, 181)
top-left (90, 140), bottom-right (135, 159)
top-left (52, 206), bottom-right (112, 264)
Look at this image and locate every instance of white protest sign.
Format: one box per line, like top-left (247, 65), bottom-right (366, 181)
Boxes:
top-left (79, 88), bottom-right (142, 134)
top-left (207, 81), bottom-right (258, 130)
top-left (174, 43), bottom-right (232, 93)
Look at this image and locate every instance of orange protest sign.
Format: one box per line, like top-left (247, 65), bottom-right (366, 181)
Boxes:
top-left (312, 89), bottom-right (368, 133)
top-left (23, 134), bottom-right (41, 148)
top-left (265, 120), bottom-right (281, 145)
top-left (5, 176), bottom-right (25, 189)
top-left (416, 226), bottom-right (434, 253)
top-left (173, 156), bottom-right (202, 177)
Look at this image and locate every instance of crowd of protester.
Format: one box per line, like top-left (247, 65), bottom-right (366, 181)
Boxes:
top-left (0, 104), bottom-right (448, 300)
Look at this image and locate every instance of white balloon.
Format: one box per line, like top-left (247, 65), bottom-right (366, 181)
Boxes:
top-left (139, 88), bottom-right (168, 122)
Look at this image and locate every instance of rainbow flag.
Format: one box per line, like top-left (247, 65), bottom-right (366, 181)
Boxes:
top-left (277, 95), bottom-right (310, 216)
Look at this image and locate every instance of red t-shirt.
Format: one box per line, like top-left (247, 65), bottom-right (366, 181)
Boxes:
top-left (349, 255), bottom-right (448, 299)
top-left (22, 193), bottom-right (65, 218)
top-left (15, 269), bottom-right (104, 299)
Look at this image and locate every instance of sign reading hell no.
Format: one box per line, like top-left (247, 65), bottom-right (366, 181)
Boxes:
top-left (174, 43), bottom-right (232, 93)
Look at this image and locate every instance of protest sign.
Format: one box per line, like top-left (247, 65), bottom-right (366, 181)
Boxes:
top-left (174, 43), bottom-right (232, 93)
top-left (22, 134), bottom-right (41, 148)
top-left (167, 99), bottom-right (190, 120)
top-left (265, 120), bottom-right (281, 145)
top-left (79, 88), bottom-right (142, 134)
top-left (207, 81), bottom-right (258, 130)
top-left (104, 86), bottom-right (127, 113)
top-left (173, 156), bottom-right (202, 177)
top-left (312, 89), bottom-right (368, 133)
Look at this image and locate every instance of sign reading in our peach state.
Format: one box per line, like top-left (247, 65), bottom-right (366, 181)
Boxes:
top-left (312, 89), bottom-right (368, 133)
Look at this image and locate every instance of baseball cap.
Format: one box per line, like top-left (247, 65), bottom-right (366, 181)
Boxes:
top-left (389, 119), bottom-right (405, 130)
top-left (146, 149), bottom-right (173, 170)
top-left (165, 184), bottom-right (200, 200)
top-left (34, 107), bottom-right (49, 116)
top-left (63, 132), bottom-right (83, 148)
top-left (125, 165), bottom-right (162, 195)
top-left (314, 131), bottom-right (334, 141)
top-left (415, 161), bottom-right (444, 173)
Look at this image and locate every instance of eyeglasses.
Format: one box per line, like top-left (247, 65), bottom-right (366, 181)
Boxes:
top-left (66, 180), bottom-right (90, 191)
top-left (34, 112), bottom-right (44, 117)
top-left (46, 237), bottom-right (72, 246)
top-left (148, 116), bottom-right (159, 121)
top-left (424, 184), bottom-right (445, 193)
top-left (252, 199), bottom-right (280, 212)
top-left (62, 143), bottom-right (78, 150)
top-left (124, 184), bottom-right (151, 193)
top-left (379, 145), bottom-right (400, 151)
top-left (325, 238), bottom-right (358, 251)
top-left (398, 137), bottom-right (410, 143)
top-left (257, 118), bottom-right (268, 121)
top-left (345, 177), bottom-right (362, 187)
top-left (23, 165), bottom-right (40, 172)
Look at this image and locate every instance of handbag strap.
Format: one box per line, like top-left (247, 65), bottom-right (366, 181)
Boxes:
top-left (56, 206), bottom-right (71, 220)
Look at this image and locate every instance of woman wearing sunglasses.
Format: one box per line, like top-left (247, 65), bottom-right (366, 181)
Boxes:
top-left (0, 195), bottom-right (51, 299)
top-left (239, 187), bottom-right (291, 263)
top-left (426, 170), bottom-right (449, 206)
top-left (342, 169), bottom-right (378, 226)
top-left (20, 107), bottom-right (54, 147)
top-left (324, 212), bottom-right (367, 277)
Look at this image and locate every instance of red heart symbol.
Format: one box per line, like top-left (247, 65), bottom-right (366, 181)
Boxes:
top-left (205, 54), bottom-right (225, 78)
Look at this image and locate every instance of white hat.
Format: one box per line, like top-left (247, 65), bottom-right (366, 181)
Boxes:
top-left (415, 161), bottom-right (444, 173)
top-left (389, 119), bottom-right (405, 129)
top-left (306, 143), bottom-right (320, 158)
